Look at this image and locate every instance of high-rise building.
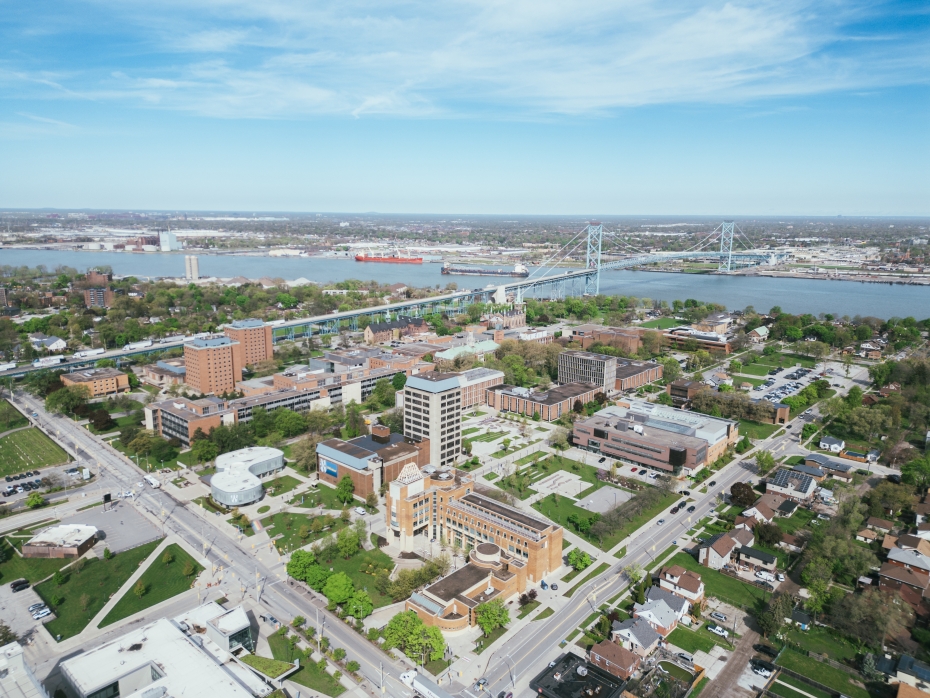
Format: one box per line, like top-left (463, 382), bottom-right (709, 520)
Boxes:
top-left (403, 372), bottom-right (462, 467)
top-left (558, 350), bottom-right (617, 392)
top-left (0, 286), bottom-right (8, 307)
top-left (85, 270), bottom-right (112, 286)
top-left (159, 230), bottom-right (180, 251)
top-left (185, 255), bottom-right (200, 280)
top-left (224, 318), bottom-right (273, 367)
top-left (83, 287), bottom-right (115, 309)
top-left (183, 336), bottom-right (242, 395)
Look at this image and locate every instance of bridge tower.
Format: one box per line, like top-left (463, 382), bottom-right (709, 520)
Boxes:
top-left (585, 222), bottom-right (603, 295)
top-left (718, 221), bottom-right (735, 272)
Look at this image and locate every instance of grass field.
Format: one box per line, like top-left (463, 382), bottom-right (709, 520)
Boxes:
top-left (739, 420), bottom-right (780, 440)
top-left (774, 508), bottom-right (817, 535)
top-left (100, 543), bottom-right (203, 626)
top-left (474, 624), bottom-right (508, 654)
top-left (263, 475), bottom-right (302, 497)
top-left (767, 682), bottom-right (810, 698)
top-left (758, 353), bottom-right (817, 368)
top-left (739, 364), bottom-right (775, 376)
top-left (640, 318), bottom-right (681, 329)
top-left (776, 650), bottom-right (868, 698)
top-left (785, 626), bottom-right (859, 663)
top-left (0, 538), bottom-right (70, 584)
top-left (262, 512), bottom-right (349, 553)
top-left (37, 539), bottom-right (162, 640)
top-left (291, 482), bottom-right (354, 510)
top-left (321, 547), bottom-right (395, 608)
top-left (666, 553), bottom-right (768, 609)
top-left (667, 627), bottom-right (724, 654)
top-left (268, 631), bottom-right (344, 696)
top-left (778, 675), bottom-right (833, 698)
top-left (0, 400), bottom-right (28, 432)
top-left (240, 654), bottom-right (296, 678)
top-left (0, 428), bottom-right (71, 476)
top-left (517, 600), bottom-right (541, 619)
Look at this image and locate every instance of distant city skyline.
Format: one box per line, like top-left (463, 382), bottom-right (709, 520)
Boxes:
top-left (1, 1), bottom-right (927, 215)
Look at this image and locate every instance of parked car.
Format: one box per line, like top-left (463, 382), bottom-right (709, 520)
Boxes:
top-left (752, 666), bottom-right (771, 678)
top-left (32, 609), bottom-right (51, 620)
top-left (776, 573), bottom-right (785, 582)
top-left (708, 480), bottom-right (717, 487)
top-left (354, 507), bottom-right (367, 516)
top-left (754, 644), bottom-right (779, 658)
top-left (550, 583), bottom-right (559, 590)
top-left (686, 506), bottom-right (696, 513)
top-left (541, 580), bottom-right (548, 590)
top-left (28, 603), bottom-right (46, 612)
top-left (680, 490), bottom-right (690, 496)
top-left (709, 611), bottom-right (727, 622)
top-left (631, 467), bottom-right (638, 472)
top-left (11, 579), bottom-right (30, 592)
top-left (708, 625), bottom-right (729, 638)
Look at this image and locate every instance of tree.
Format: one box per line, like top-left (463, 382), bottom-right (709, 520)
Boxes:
top-left (192, 438), bottom-right (219, 464)
top-left (755, 522), bottom-right (783, 548)
top-left (383, 610), bottom-right (445, 662)
top-left (847, 406), bottom-right (889, 441)
top-left (729, 482), bottom-right (757, 508)
top-left (337, 528), bottom-right (360, 558)
top-left (322, 572), bottom-right (355, 605)
top-left (45, 384), bottom-right (90, 414)
top-left (290, 435), bottom-right (321, 473)
top-left (275, 409), bottom-right (307, 437)
top-left (755, 451), bottom-right (776, 475)
top-left (391, 372), bottom-right (407, 391)
top-left (25, 491), bottom-right (45, 509)
top-left (365, 491), bottom-right (378, 509)
top-left (287, 550), bottom-right (317, 580)
top-left (475, 598), bottom-right (510, 637)
top-left (134, 580), bottom-right (146, 598)
top-left (567, 548), bottom-right (592, 571)
top-left (379, 407), bottom-right (404, 434)
top-left (344, 590), bottom-right (374, 619)
top-left (345, 402), bottom-right (367, 438)
top-left (0, 622), bottom-right (16, 646)
top-left (303, 565), bottom-right (332, 591)
top-left (865, 481), bottom-right (915, 518)
top-left (902, 454), bottom-right (930, 493)
top-left (336, 475), bottom-right (355, 504)
top-left (347, 660), bottom-right (360, 673)
top-left (162, 550), bottom-right (174, 566)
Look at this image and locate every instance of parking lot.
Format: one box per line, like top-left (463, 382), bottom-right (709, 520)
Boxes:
top-left (752, 365), bottom-right (818, 403)
top-left (2, 464), bottom-right (91, 504)
top-left (60, 500), bottom-right (161, 554)
top-left (0, 581), bottom-right (55, 641)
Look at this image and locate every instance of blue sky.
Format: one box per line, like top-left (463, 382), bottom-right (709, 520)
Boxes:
top-left (1, 0), bottom-right (928, 214)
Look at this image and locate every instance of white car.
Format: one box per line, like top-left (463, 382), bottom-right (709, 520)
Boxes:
top-left (354, 506), bottom-right (367, 516)
top-left (32, 608), bottom-right (51, 620)
top-left (753, 667), bottom-right (771, 678)
top-left (708, 625), bottom-right (729, 638)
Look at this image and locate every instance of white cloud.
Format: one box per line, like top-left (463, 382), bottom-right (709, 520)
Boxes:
top-left (6, 0), bottom-right (929, 118)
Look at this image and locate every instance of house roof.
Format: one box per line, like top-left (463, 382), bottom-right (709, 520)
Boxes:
top-left (739, 546), bottom-right (777, 564)
top-left (781, 533), bottom-right (803, 549)
top-left (888, 548), bottom-right (930, 572)
top-left (730, 528), bottom-right (755, 547)
top-left (633, 598), bottom-right (679, 630)
top-left (708, 532), bottom-right (738, 557)
top-left (748, 502), bottom-right (775, 520)
top-left (868, 517), bottom-right (895, 530)
top-left (805, 452), bottom-right (852, 472)
top-left (644, 586), bottom-right (689, 614)
top-left (857, 529), bottom-right (878, 540)
top-left (768, 469), bottom-right (816, 495)
top-left (590, 641), bottom-right (640, 672)
top-left (612, 618), bottom-right (660, 649)
top-left (879, 562), bottom-right (930, 588)
top-left (791, 609), bottom-right (812, 625)
top-left (777, 500), bottom-right (799, 515)
top-left (660, 566), bottom-right (703, 594)
top-left (793, 464), bottom-right (824, 478)
top-left (820, 436), bottom-right (845, 446)
top-left (898, 655), bottom-right (930, 684)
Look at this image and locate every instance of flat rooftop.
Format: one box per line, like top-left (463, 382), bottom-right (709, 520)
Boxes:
top-left (229, 318), bottom-right (264, 328)
top-left (62, 367), bottom-right (125, 382)
top-left (461, 493), bottom-right (551, 532)
top-left (189, 336), bottom-right (237, 349)
top-left (578, 414), bottom-right (707, 451)
top-left (27, 524), bottom-right (97, 548)
top-left (425, 563), bottom-right (490, 602)
top-left (530, 653), bottom-right (626, 698)
top-left (494, 382), bottom-right (596, 405)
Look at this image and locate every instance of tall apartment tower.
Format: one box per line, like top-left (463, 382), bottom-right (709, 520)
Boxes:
top-left (0, 286), bottom-right (8, 307)
top-left (83, 288), bottom-right (115, 309)
top-left (224, 319), bottom-right (273, 367)
top-left (185, 255), bottom-right (200, 281)
top-left (183, 336), bottom-right (242, 395)
top-left (403, 372), bottom-right (462, 467)
top-left (557, 350), bottom-right (617, 393)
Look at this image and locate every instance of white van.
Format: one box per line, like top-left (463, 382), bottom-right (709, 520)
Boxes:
top-left (755, 571), bottom-right (776, 583)
top-left (143, 475), bottom-right (161, 489)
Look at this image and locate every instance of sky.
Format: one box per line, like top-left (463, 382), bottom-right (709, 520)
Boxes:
top-left (1, 0), bottom-right (928, 215)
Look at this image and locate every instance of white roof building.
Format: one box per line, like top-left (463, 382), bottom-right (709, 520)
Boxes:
top-left (0, 642), bottom-right (46, 698)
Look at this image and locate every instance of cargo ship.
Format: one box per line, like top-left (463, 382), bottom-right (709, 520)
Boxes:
top-left (441, 262), bottom-right (529, 277)
top-left (354, 249), bottom-right (422, 264)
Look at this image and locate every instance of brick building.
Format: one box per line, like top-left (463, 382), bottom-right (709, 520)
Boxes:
top-left (184, 336), bottom-right (243, 395)
top-left (486, 382), bottom-right (599, 421)
top-left (558, 350), bottom-right (617, 393)
top-left (60, 367), bottom-right (130, 397)
top-left (83, 287), bottom-right (116, 309)
top-left (224, 319), bottom-right (273, 367)
top-left (614, 360), bottom-right (663, 391)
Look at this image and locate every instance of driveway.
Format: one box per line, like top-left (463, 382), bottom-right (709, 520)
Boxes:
top-left (702, 623), bottom-right (760, 698)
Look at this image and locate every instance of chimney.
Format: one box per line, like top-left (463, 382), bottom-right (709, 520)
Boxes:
top-left (371, 424), bottom-right (390, 443)
top-left (493, 329), bottom-right (505, 343)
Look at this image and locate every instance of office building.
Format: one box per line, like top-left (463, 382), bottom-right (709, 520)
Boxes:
top-left (316, 424), bottom-right (429, 497)
top-left (60, 367), bottom-right (130, 397)
top-left (663, 327), bottom-right (732, 354)
top-left (403, 372), bottom-right (462, 467)
top-left (23, 524), bottom-right (97, 559)
top-left (184, 336), bottom-right (242, 395)
top-left (455, 367), bottom-right (505, 408)
top-left (142, 358), bottom-right (187, 388)
top-left (59, 615), bottom-right (269, 698)
top-left (0, 641), bottom-right (46, 698)
top-left (485, 382), bottom-right (598, 421)
top-left (224, 319), bottom-right (273, 367)
top-left (614, 360), bottom-right (663, 391)
top-left (211, 446), bottom-right (284, 506)
top-left (185, 255), bottom-right (200, 280)
top-left (666, 379), bottom-right (705, 408)
top-left (363, 316), bottom-right (429, 344)
top-left (83, 287), bottom-right (116, 309)
top-left (558, 350), bottom-right (616, 393)
top-left (159, 230), bottom-right (180, 251)
top-left (572, 406), bottom-right (713, 476)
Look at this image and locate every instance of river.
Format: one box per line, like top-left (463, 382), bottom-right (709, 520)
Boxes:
top-left (1, 248), bottom-right (927, 318)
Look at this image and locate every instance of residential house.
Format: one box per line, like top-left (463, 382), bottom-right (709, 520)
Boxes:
top-left (589, 641), bottom-right (641, 681)
top-left (789, 609), bottom-right (812, 631)
top-left (698, 528), bottom-right (754, 570)
top-left (777, 499), bottom-right (799, 517)
top-left (914, 495), bottom-right (930, 525)
top-left (856, 529), bottom-right (879, 544)
top-left (779, 533), bottom-right (805, 553)
top-left (868, 517), bottom-right (895, 534)
top-left (819, 436), bottom-right (845, 453)
top-left (632, 587), bottom-right (691, 637)
top-left (611, 618), bottom-right (661, 658)
top-left (766, 469), bottom-right (817, 502)
top-left (657, 566), bottom-right (705, 605)
top-left (28, 332), bottom-right (67, 353)
top-left (805, 453), bottom-right (853, 482)
top-left (793, 464), bottom-right (825, 481)
top-left (738, 546), bottom-right (778, 572)
top-left (888, 547), bottom-right (930, 578)
top-left (741, 503), bottom-right (775, 524)
top-left (915, 523), bottom-right (930, 541)
top-left (747, 326), bottom-right (769, 343)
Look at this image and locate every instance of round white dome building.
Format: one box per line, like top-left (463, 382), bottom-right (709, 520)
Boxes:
top-left (211, 446), bottom-right (284, 506)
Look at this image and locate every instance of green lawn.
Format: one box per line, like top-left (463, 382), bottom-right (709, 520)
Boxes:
top-left (666, 553), bottom-right (768, 609)
top-left (640, 318), bottom-right (680, 329)
top-left (533, 488), bottom-right (678, 550)
top-left (739, 364), bottom-right (775, 376)
top-left (0, 538), bottom-right (70, 584)
top-left (778, 675), bottom-right (834, 698)
top-left (774, 508), bottom-right (817, 535)
top-left (690, 677), bottom-right (709, 697)
top-left (37, 539), bottom-right (162, 640)
top-left (474, 624), bottom-right (508, 654)
top-left (464, 430), bottom-right (507, 444)
top-left (564, 562), bottom-right (609, 597)
top-left (240, 654), bottom-right (296, 678)
top-left (263, 475), bottom-right (302, 497)
top-left (785, 626), bottom-right (858, 663)
top-left (767, 683), bottom-right (811, 698)
top-left (533, 607), bottom-right (554, 621)
top-left (462, 427), bottom-right (481, 436)
top-left (321, 548), bottom-right (395, 608)
top-left (612, 547), bottom-right (627, 559)
top-left (757, 353), bottom-right (817, 368)
top-left (667, 627), bottom-right (723, 654)
top-left (291, 482), bottom-right (356, 510)
top-left (649, 545), bottom-right (680, 571)
top-left (0, 428), bottom-right (71, 476)
top-left (776, 650), bottom-right (869, 698)
top-left (483, 473), bottom-right (499, 481)
top-left (267, 632), bottom-right (344, 696)
top-left (739, 420), bottom-right (780, 440)
top-left (0, 400), bottom-right (29, 431)
top-left (518, 600), bottom-right (541, 619)
top-left (733, 375), bottom-right (767, 386)
top-left (99, 543), bottom-right (204, 626)
top-left (262, 512), bottom-right (349, 553)
top-left (87, 414), bottom-right (140, 434)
